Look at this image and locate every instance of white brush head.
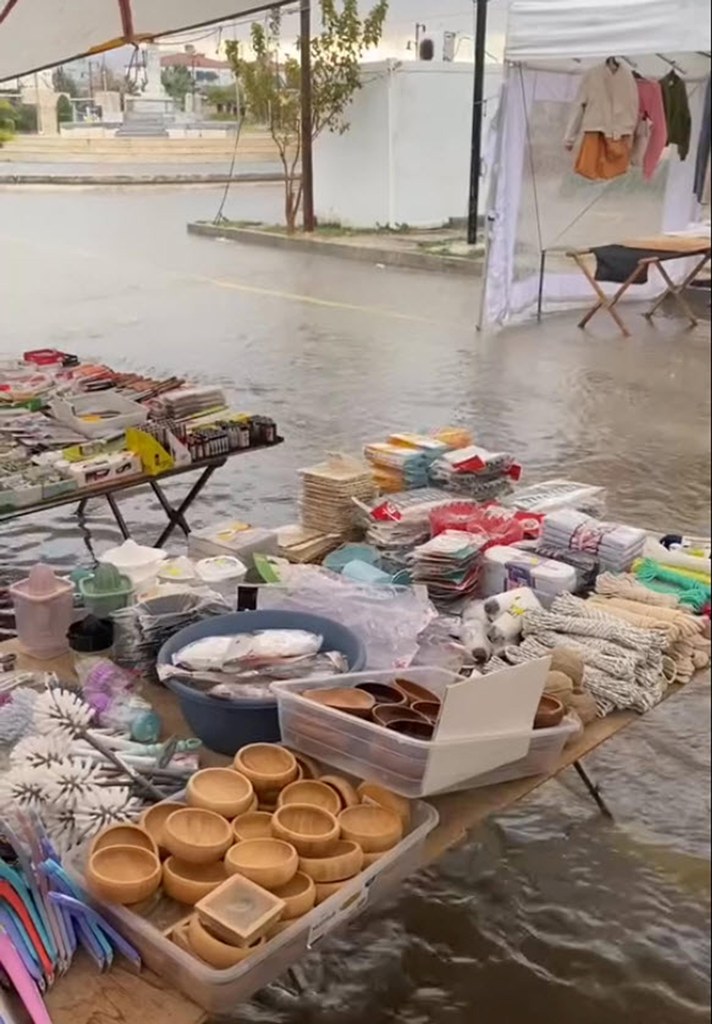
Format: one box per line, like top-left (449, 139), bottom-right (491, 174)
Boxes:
top-left (33, 687), bottom-right (94, 738)
top-left (0, 688), bottom-right (39, 744)
top-left (0, 766), bottom-right (47, 814)
top-left (44, 758), bottom-right (105, 808)
top-left (10, 734), bottom-right (72, 770)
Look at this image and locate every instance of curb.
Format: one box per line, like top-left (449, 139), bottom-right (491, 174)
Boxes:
top-left (186, 222), bottom-right (481, 277)
top-left (0, 172), bottom-right (287, 186)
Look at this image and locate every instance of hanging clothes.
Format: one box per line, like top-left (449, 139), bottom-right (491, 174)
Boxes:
top-left (565, 61), bottom-right (639, 149)
top-left (659, 71), bottom-right (692, 160)
top-left (575, 132), bottom-right (632, 181)
top-left (694, 76), bottom-right (711, 203)
top-left (635, 78), bottom-right (668, 180)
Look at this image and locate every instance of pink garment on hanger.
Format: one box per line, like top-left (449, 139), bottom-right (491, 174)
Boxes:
top-left (636, 79), bottom-right (668, 180)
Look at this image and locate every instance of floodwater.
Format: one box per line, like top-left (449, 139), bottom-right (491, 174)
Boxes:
top-left (0, 185), bottom-right (710, 1023)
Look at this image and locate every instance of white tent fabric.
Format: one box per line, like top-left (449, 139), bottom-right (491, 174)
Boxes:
top-left (0, 0), bottom-right (287, 83)
top-left (505, 0), bottom-right (711, 62)
top-left (482, 0), bottom-right (711, 326)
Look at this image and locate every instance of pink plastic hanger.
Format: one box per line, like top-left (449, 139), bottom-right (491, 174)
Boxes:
top-left (0, 929), bottom-right (54, 1024)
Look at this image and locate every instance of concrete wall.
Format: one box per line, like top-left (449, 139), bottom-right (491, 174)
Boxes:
top-left (315, 60), bottom-right (502, 229)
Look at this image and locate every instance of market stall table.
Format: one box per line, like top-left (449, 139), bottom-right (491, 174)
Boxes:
top-left (567, 236), bottom-right (711, 337)
top-left (2, 641), bottom-right (700, 1024)
top-left (0, 441), bottom-right (283, 549)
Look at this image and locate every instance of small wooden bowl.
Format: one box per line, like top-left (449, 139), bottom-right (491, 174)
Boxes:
top-left (319, 775), bottom-right (360, 810)
top-left (412, 700), bottom-right (441, 724)
top-left (302, 687), bottom-right (376, 719)
top-left (272, 872), bottom-right (316, 920)
top-left (357, 783), bottom-right (411, 830)
top-left (394, 678), bottom-right (441, 706)
top-left (91, 823), bottom-right (158, 859)
top-left (234, 745), bottom-right (298, 796)
top-left (362, 851), bottom-right (384, 869)
top-left (171, 919), bottom-right (195, 957)
top-left (278, 780), bottom-right (341, 815)
top-left (372, 704), bottom-right (428, 729)
top-left (535, 693), bottom-right (566, 729)
top-left (232, 812), bottom-right (274, 843)
top-left (164, 809), bottom-right (232, 865)
top-left (267, 918), bottom-right (298, 939)
top-left (87, 845), bottom-right (161, 905)
top-left (386, 719), bottom-right (435, 741)
top-left (354, 682), bottom-right (407, 706)
top-left (339, 806), bottom-right (403, 854)
top-left (187, 768), bottom-right (254, 819)
top-left (163, 858), bottom-right (227, 906)
top-left (187, 915), bottom-right (266, 969)
top-left (299, 841), bottom-right (364, 883)
top-left (315, 880), bottom-right (348, 905)
top-left (141, 803), bottom-right (186, 856)
top-left (286, 750), bottom-right (322, 780)
top-left (224, 839), bottom-right (298, 890)
top-left (272, 804), bottom-right (340, 857)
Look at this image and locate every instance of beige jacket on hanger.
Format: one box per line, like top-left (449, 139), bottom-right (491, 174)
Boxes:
top-left (564, 63), bottom-right (640, 146)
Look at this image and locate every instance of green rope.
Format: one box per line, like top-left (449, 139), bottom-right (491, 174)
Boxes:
top-left (634, 558), bottom-right (711, 612)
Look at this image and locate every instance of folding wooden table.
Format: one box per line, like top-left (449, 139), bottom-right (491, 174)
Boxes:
top-left (568, 235), bottom-right (711, 337)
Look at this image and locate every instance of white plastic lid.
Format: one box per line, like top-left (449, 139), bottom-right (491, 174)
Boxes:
top-left (196, 556), bottom-right (247, 583)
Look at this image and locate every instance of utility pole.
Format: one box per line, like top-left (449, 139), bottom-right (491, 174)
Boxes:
top-left (300, 0), bottom-right (316, 232)
top-left (467, 0), bottom-right (488, 244)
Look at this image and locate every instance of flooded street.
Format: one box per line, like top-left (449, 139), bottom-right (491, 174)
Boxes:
top-left (0, 184), bottom-right (710, 1023)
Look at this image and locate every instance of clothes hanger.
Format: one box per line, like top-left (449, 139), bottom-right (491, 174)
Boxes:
top-left (656, 53), bottom-right (688, 76)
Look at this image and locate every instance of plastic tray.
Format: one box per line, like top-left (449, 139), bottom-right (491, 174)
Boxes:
top-left (437, 717), bottom-right (580, 792)
top-left (66, 800), bottom-right (438, 1016)
top-left (273, 667), bottom-right (545, 798)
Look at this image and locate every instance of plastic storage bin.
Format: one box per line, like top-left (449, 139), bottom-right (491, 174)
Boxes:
top-left (188, 522), bottom-right (279, 569)
top-left (67, 800), bottom-right (438, 1015)
top-left (273, 663), bottom-right (549, 798)
top-left (438, 717), bottom-right (580, 792)
top-left (48, 392), bottom-right (148, 438)
top-left (481, 546), bottom-right (578, 598)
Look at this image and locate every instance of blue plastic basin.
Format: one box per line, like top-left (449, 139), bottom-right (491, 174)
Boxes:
top-left (157, 610), bottom-right (366, 756)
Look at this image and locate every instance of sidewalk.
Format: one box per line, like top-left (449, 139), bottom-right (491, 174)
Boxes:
top-left (187, 221), bottom-right (483, 276)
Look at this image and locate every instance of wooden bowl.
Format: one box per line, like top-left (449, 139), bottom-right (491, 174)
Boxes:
top-left (412, 700), bottom-right (441, 724)
top-left (278, 780), bottom-right (341, 815)
top-left (319, 775), bottom-right (359, 810)
top-left (187, 768), bottom-right (254, 819)
top-left (386, 719), bottom-right (435, 741)
top-left (87, 845), bottom-right (161, 905)
top-left (354, 682), bottom-right (407, 706)
top-left (141, 803), bottom-right (186, 856)
top-left (272, 872), bottom-right (316, 920)
top-left (302, 687), bottom-right (376, 719)
top-left (91, 823), bottom-right (158, 859)
top-left (535, 693), bottom-right (566, 729)
top-left (299, 841), bottom-right (364, 883)
top-left (362, 851), bottom-right (384, 869)
top-left (315, 880), bottom-right (348, 905)
top-left (267, 918), bottom-right (298, 939)
top-left (187, 915), bottom-right (266, 969)
top-left (232, 812), bottom-right (274, 843)
top-left (164, 809), bottom-right (232, 865)
top-left (224, 839), bottom-right (298, 890)
top-left (163, 858), bottom-right (227, 906)
top-left (394, 678), bottom-right (441, 706)
top-left (357, 783), bottom-right (411, 830)
top-left (286, 750), bottom-right (322, 780)
top-left (234, 745), bottom-right (298, 796)
top-left (171, 919), bottom-right (195, 957)
top-left (271, 804), bottom-right (340, 857)
top-left (372, 704), bottom-right (428, 729)
top-left (338, 806), bottom-right (403, 854)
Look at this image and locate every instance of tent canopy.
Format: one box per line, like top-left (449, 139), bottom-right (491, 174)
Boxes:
top-left (0, 0), bottom-right (288, 83)
top-left (505, 0), bottom-right (711, 64)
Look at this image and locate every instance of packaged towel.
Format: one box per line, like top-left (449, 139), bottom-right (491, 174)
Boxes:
top-left (541, 510), bottom-right (646, 573)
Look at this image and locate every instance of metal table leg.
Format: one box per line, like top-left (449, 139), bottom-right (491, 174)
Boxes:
top-left (104, 492), bottom-right (131, 540)
top-left (151, 464), bottom-right (220, 549)
top-left (573, 760), bottom-right (614, 819)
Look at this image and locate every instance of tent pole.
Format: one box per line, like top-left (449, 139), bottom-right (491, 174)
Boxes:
top-left (467, 0), bottom-right (488, 245)
top-left (300, 0), bottom-right (316, 233)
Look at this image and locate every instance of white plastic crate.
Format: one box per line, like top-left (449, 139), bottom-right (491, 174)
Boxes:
top-left (66, 800), bottom-right (437, 1016)
top-left (273, 661), bottom-right (550, 798)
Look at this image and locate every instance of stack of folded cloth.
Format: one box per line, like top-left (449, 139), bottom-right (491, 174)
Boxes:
top-left (409, 529), bottom-right (488, 604)
top-left (300, 455), bottom-right (376, 539)
top-left (364, 433), bottom-right (449, 492)
top-left (154, 385), bottom-right (226, 418)
top-left (353, 488), bottom-right (453, 571)
top-left (540, 509), bottom-right (646, 573)
top-left (429, 445), bottom-right (522, 502)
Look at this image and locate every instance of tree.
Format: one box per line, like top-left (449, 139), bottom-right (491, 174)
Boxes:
top-left (161, 65), bottom-right (194, 110)
top-left (0, 99), bottom-right (15, 147)
top-left (225, 0), bottom-right (388, 233)
top-left (52, 66), bottom-right (79, 97)
top-left (203, 85), bottom-right (238, 117)
top-left (56, 94), bottom-right (73, 127)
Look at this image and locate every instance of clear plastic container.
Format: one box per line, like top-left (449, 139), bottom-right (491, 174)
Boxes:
top-left (273, 667), bottom-right (543, 798)
top-left (188, 523), bottom-right (279, 569)
top-left (437, 718), bottom-right (580, 792)
top-left (66, 800), bottom-right (438, 1015)
top-left (481, 546), bottom-right (578, 598)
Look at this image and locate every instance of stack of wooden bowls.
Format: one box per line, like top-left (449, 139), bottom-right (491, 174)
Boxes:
top-left (303, 679), bottom-right (443, 740)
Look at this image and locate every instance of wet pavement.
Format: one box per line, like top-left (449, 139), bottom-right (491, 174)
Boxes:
top-left (0, 185), bottom-right (710, 1023)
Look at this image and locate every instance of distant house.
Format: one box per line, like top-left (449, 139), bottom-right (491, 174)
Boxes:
top-left (159, 52), bottom-right (233, 88)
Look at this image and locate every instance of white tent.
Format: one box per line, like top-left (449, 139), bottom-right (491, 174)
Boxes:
top-left (0, 1), bottom-right (289, 83)
top-left (482, 0), bottom-right (711, 326)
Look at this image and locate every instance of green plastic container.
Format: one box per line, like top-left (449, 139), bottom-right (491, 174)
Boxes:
top-left (79, 563), bottom-right (133, 616)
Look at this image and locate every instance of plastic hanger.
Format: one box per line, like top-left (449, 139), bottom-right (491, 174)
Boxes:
top-left (0, 929), bottom-right (53, 1024)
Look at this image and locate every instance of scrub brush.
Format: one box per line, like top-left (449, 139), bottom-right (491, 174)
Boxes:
top-left (0, 688), bottom-right (39, 744)
top-left (0, 767), bottom-right (47, 814)
top-left (72, 788), bottom-right (141, 845)
top-left (44, 759), bottom-right (106, 809)
top-left (10, 734), bottom-right (71, 771)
